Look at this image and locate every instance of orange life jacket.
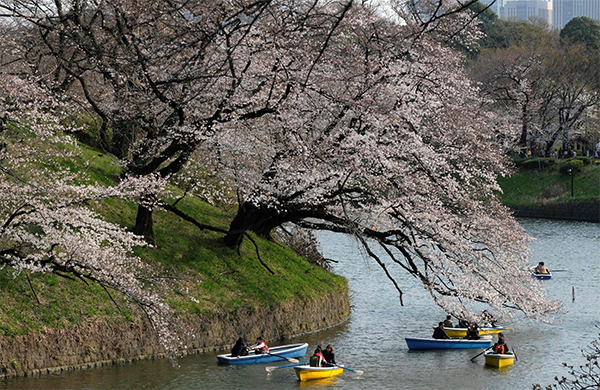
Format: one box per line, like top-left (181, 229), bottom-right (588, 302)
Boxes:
top-left (494, 344), bottom-right (507, 354)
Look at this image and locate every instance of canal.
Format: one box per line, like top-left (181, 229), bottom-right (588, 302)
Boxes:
top-left (2, 219), bottom-right (599, 389)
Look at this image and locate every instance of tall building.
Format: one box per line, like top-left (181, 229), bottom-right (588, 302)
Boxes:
top-left (478, 0), bottom-right (504, 16)
top-left (553, 0), bottom-right (600, 29)
top-left (503, 0), bottom-right (553, 27)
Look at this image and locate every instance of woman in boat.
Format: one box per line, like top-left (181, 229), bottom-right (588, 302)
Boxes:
top-left (492, 333), bottom-right (511, 354)
top-left (322, 344), bottom-right (336, 365)
top-left (249, 336), bottom-right (269, 355)
top-left (310, 344), bottom-right (328, 367)
top-left (231, 337), bottom-right (249, 357)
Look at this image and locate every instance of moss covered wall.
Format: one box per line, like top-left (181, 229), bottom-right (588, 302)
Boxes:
top-left (0, 287), bottom-right (350, 378)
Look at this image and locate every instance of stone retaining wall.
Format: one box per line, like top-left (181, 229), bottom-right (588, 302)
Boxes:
top-left (509, 201), bottom-right (600, 222)
top-left (0, 290), bottom-right (350, 378)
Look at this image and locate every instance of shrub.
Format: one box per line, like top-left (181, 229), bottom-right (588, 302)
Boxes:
top-left (517, 158), bottom-right (556, 170)
top-left (559, 158), bottom-right (584, 175)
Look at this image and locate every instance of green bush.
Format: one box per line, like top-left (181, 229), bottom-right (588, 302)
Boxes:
top-left (559, 158), bottom-right (585, 174)
top-left (516, 158), bottom-right (556, 170)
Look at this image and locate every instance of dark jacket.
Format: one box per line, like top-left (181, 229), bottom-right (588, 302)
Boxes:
top-left (231, 340), bottom-right (248, 357)
top-left (432, 326), bottom-right (450, 339)
top-left (465, 328), bottom-right (480, 340)
top-left (322, 350), bottom-right (336, 364)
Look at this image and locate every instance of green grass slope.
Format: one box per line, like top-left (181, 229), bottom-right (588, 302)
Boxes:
top-left (0, 143), bottom-right (347, 337)
top-left (497, 158), bottom-right (600, 206)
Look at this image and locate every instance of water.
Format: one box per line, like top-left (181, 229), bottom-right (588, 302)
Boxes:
top-left (3, 219), bottom-right (599, 389)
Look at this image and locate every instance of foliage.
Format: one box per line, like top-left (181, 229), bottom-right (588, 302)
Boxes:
top-left (560, 17), bottom-right (600, 52)
top-left (1, 0), bottom-right (561, 335)
top-left (471, 37), bottom-right (600, 154)
top-left (516, 158), bottom-right (557, 170)
top-left (559, 159), bottom-right (585, 175)
top-left (210, 1), bottom-right (561, 321)
top-left (497, 163), bottom-right (600, 205)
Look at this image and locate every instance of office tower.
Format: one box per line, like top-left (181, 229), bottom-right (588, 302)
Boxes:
top-left (554, 0), bottom-right (600, 29)
top-left (503, 0), bottom-right (553, 26)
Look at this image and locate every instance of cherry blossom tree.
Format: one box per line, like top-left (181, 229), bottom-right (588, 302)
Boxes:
top-left (0, 0), bottom-right (362, 244)
top-left (213, 1), bottom-right (561, 320)
top-left (1, 0), bottom-right (561, 326)
top-left (0, 70), bottom-right (179, 355)
top-left (471, 46), bottom-right (546, 151)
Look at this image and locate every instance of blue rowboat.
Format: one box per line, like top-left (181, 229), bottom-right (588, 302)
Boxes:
top-left (532, 272), bottom-right (551, 280)
top-left (405, 337), bottom-right (492, 350)
top-left (217, 343), bottom-right (308, 365)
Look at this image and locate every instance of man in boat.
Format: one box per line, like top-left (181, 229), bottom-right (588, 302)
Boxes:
top-left (432, 322), bottom-right (451, 339)
top-left (492, 333), bottom-right (512, 354)
top-left (249, 336), bottom-right (269, 355)
top-left (464, 323), bottom-right (481, 340)
top-left (535, 262), bottom-right (550, 274)
top-left (231, 337), bottom-right (249, 357)
top-left (443, 315), bottom-right (454, 328)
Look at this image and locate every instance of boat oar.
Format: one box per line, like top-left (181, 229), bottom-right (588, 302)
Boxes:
top-left (470, 347), bottom-right (492, 362)
top-left (512, 347), bottom-right (518, 362)
top-left (327, 363), bottom-right (364, 375)
top-left (265, 363), bottom-right (304, 372)
top-left (266, 352), bottom-right (299, 364)
top-left (550, 270), bottom-right (568, 272)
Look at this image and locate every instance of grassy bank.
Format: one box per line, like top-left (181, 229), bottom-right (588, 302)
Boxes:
top-left (0, 142), bottom-right (347, 338)
top-left (497, 157), bottom-right (600, 206)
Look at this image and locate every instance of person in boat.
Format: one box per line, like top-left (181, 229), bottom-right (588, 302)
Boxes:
top-left (457, 318), bottom-right (470, 328)
top-left (480, 310), bottom-right (497, 327)
top-left (249, 336), bottom-right (269, 355)
top-left (432, 322), bottom-right (451, 339)
top-left (231, 337), bottom-right (249, 357)
top-left (535, 262), bottom-right (550, 274)
top-left (464, 323), bottom-right (481, 340)
top-left (310, 344), bottom-right (328, 367)
top-left (492, 333), bottom-right (512, 354)
top-left (443, 315), bottom-right (454, 328)
top-left (322, 344), bottom-right (336, 365)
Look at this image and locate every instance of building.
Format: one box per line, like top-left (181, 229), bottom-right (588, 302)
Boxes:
top-left (503, 0), bottom-right (553, 27)
top-left (553, 0), bottom-right (600, 29)
top-left (478, 0), bottom-right (504, 16)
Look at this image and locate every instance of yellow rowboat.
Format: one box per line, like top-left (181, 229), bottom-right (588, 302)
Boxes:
top-left (484, 352), bottom-right (515, 368)
top-left (294, 365), bottom-right (344, 381)
top-left (440, 327), bottom-right (504, 338)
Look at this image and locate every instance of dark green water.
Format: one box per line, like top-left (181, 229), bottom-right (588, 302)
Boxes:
top-left (2, 219), bottom-right (599, 389)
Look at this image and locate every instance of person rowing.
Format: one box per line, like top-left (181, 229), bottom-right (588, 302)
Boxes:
top-left (492, 333), bottom-right (512, 354)
top-left (249, 336), bottom-right (269, 355)
top-left (535, 262), bottom-right (550, 274)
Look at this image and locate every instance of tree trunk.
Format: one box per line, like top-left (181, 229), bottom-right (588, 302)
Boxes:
top-left (519, 104), bottom-right (528, 149)
top-left (224, 202), bottom-right (283, 247)
top-left (133, 204), bottom-right (156, 246)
